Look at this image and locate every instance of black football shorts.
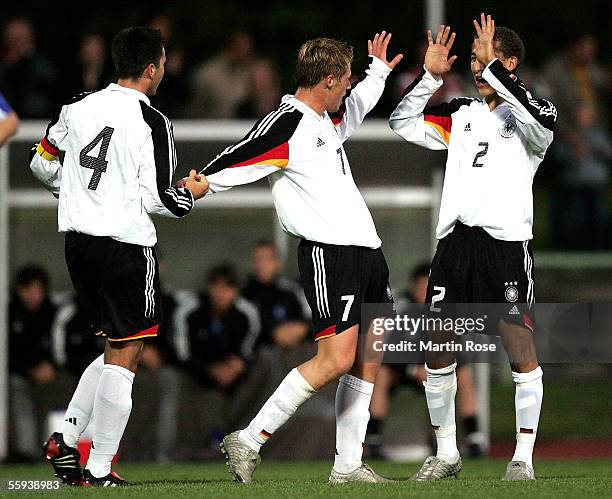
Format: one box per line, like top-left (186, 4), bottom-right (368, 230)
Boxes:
top-left (425, 222), bottom-right (535, 333)
top-left (297, 239), bottom-right (394, 342)
top-left (65, 232), bottom-right (161, 341)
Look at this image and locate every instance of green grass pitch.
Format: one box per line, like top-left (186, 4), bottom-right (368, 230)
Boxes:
top-left (1, 459), bottom-right (612, 497)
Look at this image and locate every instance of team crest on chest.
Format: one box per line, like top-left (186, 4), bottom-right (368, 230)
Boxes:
top-left (504, 281), bottom-right (519, 302)
top-left (499, 113), bottom-right (517, 138)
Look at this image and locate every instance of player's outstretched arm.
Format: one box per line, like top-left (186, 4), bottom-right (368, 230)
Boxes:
top-left (200, 107), bottom-right (302, 194)
top-left (475, 13), bottom-right (556, 156)
top-left (333, 32), bottom-right (403, 142)
top-left (389, 26), bottom-right (460, 150)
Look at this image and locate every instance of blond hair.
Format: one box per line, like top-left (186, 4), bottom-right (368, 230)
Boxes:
top-left (295, 37), bottom-right (353, 89)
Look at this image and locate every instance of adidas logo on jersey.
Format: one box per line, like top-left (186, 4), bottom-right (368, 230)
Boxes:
top-left (509, 305), bottom-right (520, 315)
top-left (464, 123), bottom-right (471, 131)
top-left (316, 137), bottom-right (325, 147)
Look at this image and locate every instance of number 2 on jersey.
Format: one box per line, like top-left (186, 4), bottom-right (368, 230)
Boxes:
top-left (472, 141), bottom-right (489, 167)
top-left (79, 126), bottom-right (114, 190)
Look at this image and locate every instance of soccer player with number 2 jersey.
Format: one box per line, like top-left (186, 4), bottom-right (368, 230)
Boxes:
top-left (390, 13), bottom-right (556, 481)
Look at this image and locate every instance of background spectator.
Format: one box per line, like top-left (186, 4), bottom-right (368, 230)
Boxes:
top-left (554, 103), bottom-right (612, 248)
top-left (242, 241), bottom-right (309, 349)
top-left (177, 264), bottom-right (260, 453)
top-left (8, 265), bottom-right (57, 461)
top-left (236, 58), bottom-right (281, 119)
top-left (148, 14), bottom-right (190, 117)
top-left (188, 31), bottom-right (255, 118)
top-left (186, 264), bottom-right (259, 389)
top-left (544, 32), bottom-right (610, 249)
top-left (63, 32), bottom-right (114, 100)
top-left (0, 17), bottom-right (58, 118)
top-left (51, 296), bottom-right (105, 378)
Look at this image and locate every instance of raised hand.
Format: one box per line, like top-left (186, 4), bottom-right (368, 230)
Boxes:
top-left (473, 13), bottom-right (496, 65)
top-left (368, 31), bottom-right (403, 70)
top-left (424, 25), bottom-right (457, 78)
top-left (183, 169), bottom-right (209, 200)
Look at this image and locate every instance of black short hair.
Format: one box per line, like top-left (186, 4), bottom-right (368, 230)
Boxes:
top-left (494, 26), bottom-right (525, 67)
top-left (15, 264), bottom-right (49, 290)
top-left (207, 263), bottom-right (239, 288)
top-left (111, 26), bottom-right (164, 79)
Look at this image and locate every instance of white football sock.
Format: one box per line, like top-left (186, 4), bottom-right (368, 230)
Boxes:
top-left (86, 364), bottom-right (134, 478)
top-left (239, 368), bottom-right (316, 452)
top-left (512, 366), bottom-right (543, 469)
top-left (60, 354), bottom-right (104, 447)
top-left (333, 374), bottom-right (374, 474)
top-left (425, 362), bottom-right (459, 463)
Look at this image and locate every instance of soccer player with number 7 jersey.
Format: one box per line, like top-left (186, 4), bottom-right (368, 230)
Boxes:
top-left (203, 33), bottom-right (403, 484)
top-left (390, 14), bottom-right (556, 481)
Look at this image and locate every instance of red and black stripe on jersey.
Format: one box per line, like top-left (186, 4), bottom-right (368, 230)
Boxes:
top-left (201, 103), bottom-right (302, 175)
top-left (398, 68), bottom-right (474, 145)
top-left (140, 101), bottom-right (193, 218)
top-left (486, 59), bottom-right (556, 131)
top-left (422, 98), bottom-right (476, 144)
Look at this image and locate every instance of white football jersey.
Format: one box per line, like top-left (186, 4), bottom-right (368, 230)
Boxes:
top-left (202, 57), bottom-right (392, 249)
top-left (390, 59), bottom-right (556, 241)
top-left (30, 83), bottom-right (194, 247)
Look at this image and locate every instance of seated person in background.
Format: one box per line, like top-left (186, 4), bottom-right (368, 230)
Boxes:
top-left (185, 264), bottom-right (260, 393)
top-left (8, 264), bottom-right (57, 461)
top-left (242, 241), bottom-right (310, 349)
top-left (52, 296), bottom-right (106, 378)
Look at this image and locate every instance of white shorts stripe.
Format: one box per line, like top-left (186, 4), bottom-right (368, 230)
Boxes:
top-left (143, 248), bottom-right (155, 319)
top-left (523, 242), bottom-right (534, 306)
top-left (312, 247), bottom-right (323, 318)
top-left (317, 247), bottom-right (330, 318)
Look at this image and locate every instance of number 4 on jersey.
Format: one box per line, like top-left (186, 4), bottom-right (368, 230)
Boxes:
top-left (79, 126), bottom-right (114, 190)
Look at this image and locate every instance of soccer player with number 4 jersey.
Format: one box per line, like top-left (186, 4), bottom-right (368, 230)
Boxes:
top-left (30, 27), bottom-right (208, 486)
top-left (390, 14), bottom-right (556, 481)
